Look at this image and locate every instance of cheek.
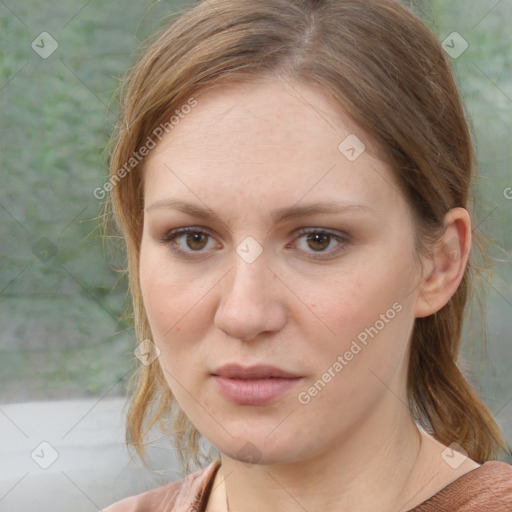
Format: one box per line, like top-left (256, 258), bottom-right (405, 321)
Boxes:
top-left (140, 241), bottom-right (204, 334)
top-left (139, 247), bottom-right (174, 336)
top-left (139, 244), bottom-right (202, 362)
top-left (291, 252), bottom-right (416, 378)
top-left (292, 262), bottom-right (407, 340)
top-left (139, 246), bottom-right (212, 407)
top-left (292, 284), bottom-right (413, 431)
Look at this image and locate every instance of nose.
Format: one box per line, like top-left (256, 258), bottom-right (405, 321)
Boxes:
top-left (214, 253), bottom-right (288, 341)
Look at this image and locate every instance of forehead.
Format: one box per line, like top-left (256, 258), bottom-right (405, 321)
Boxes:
top-left (143, 78), bottom-right (404, 219)
top-left (151, 78), bottom-right (366, 158)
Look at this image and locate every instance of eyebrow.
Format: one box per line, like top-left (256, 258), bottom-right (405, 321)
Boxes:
top-left (146, 199), bottom-right (374, 224)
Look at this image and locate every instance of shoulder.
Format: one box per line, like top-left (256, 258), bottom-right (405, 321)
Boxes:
top-left (475, 461), bottom-right (512, 500)
top-left (412, 461), bottom-right (512, 512)
top-left (461, 461), bottom-right (512, 498)
top-left (103, 459), bottom-right (221, 512)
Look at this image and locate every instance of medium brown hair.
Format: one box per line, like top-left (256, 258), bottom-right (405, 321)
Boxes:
top-left (106, 0), bottom-right (508, 471)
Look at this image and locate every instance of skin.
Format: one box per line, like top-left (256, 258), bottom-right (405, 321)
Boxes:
top-left (138, 77), bottom-right (479, 512)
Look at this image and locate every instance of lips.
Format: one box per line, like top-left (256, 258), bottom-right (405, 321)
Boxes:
top-left (211, 364), bottom-right (303, 405)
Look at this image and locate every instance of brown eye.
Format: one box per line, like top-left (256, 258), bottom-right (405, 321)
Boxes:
top-left (306, 232), bottom-right (331, 251)
top-left (161, 227), bottom-right (219, 256)
top-left (289, 228), bottom-right (351, 259)
top-left (185, 231), bottom-right (209, 250)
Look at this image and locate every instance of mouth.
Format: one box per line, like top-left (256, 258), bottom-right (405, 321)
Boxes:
top-left (212, 363), bottom-right (302, 380)
top-left (211, 364), bottom-right (303, 405)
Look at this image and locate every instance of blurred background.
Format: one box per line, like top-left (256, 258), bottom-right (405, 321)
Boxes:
top-left (0, 0), bottom-right (511, 510)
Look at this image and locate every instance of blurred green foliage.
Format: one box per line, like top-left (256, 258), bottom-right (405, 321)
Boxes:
top-left (0, 1), bottom-right (189, 400)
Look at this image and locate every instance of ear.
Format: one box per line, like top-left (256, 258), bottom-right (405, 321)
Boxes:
top-left (414, 207), bottom-right (472, 319)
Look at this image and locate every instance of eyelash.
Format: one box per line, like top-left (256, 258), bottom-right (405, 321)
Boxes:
top-left (160, 227), bottom-right (351, 260)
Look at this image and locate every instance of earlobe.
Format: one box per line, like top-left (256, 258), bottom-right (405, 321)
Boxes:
top-left (414, 207), bottom-right (472, 319)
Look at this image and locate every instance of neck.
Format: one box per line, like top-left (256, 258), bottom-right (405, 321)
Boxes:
top-left (213, 400), bottom-right (427, 512)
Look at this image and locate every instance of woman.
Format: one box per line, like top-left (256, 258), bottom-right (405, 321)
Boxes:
top-left (104, 0), bottom-right (512, 510)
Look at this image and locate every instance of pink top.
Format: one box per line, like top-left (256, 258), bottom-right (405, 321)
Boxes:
top-left (106, 458), bottom-right (512, 511)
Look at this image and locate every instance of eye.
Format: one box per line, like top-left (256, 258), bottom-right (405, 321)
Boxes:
top-left (288, 228), bottom-right (350, 258)
top-left (160, 227), bottom-right (220, 255)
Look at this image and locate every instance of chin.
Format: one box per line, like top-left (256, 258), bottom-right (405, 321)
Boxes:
top-left (209, 428), bottom-right (307, 467)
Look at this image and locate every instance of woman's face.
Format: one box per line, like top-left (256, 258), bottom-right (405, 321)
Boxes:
top-left (139, 78), bottom-right (428, 465)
